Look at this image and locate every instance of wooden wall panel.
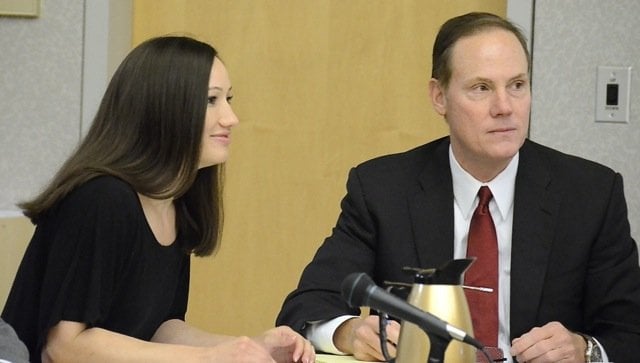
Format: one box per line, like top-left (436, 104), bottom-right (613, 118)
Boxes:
top-left (133, 0), bottom-right (506, 336)
top-left (1, 218), bottom-right (33, 306)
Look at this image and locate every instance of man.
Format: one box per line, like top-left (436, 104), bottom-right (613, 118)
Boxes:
top-left (276, 12), bottom-right (640, 363)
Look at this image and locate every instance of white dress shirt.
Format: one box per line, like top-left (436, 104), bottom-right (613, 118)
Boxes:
top-left (450, 147), bottom-right (517, 359)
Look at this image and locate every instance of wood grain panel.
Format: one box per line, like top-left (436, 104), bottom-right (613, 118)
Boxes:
top-left (132, 0), bottom-right (506, 336)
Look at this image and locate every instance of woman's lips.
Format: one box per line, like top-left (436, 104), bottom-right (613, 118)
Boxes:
top-left (211, 133), bottom-right (230, 145)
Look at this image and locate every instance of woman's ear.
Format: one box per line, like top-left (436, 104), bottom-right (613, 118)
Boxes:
top-left (429, 78), bottom-right (446, 116)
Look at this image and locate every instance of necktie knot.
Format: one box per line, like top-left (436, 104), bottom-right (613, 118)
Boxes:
top-left (477, 186), bottom-right (493, 214)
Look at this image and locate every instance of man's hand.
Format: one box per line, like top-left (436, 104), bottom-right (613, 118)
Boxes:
top-left (510, 321), bottom-right (587, 363)
top-left (254, 326), bottom-right (316, 363)
top-left (333, 316), bottom-right (400, 361)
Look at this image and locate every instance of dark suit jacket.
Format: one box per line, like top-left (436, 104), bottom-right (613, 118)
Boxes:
top-left (276, 137), bottom-right (640, 362)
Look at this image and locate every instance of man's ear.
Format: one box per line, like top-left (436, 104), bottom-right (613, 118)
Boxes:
top-left (429, 78), bottom-right (446, 116)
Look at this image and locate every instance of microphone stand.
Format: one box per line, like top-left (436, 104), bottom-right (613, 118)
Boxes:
top-left (425, 333), bottom-right (450, 363)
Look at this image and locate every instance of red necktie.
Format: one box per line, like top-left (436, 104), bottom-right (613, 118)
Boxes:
top-left (464, 186), bottom-right (499, 347)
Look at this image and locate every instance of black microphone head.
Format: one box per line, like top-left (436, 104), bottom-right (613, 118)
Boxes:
top-left (341, 272), bottom-right (375, 308)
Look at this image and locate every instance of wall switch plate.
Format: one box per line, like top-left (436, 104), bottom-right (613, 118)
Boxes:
top-left (596, 66), bottom-right (631, 123)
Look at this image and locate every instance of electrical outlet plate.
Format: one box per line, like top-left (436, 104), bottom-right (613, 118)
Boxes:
top-left (596, 66), bottom-right (631, 123)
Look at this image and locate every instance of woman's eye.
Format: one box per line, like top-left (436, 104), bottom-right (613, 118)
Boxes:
top-left (208, 95), bottom-right (233, 105)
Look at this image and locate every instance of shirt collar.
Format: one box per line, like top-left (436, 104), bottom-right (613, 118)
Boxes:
top-left (450, 145), bottom-right (518, 221)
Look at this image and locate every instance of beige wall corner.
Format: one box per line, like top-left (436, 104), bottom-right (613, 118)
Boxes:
top-left (1, 217), bottom-right (33, 305)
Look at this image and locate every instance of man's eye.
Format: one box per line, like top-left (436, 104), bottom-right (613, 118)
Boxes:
top-left (472, 84), bottom-right (489, 92)
top-left (510, 81), bottom-right (528, 92)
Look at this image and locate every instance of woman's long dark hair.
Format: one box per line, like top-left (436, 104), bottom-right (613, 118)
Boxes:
top-left (19, 36), bottom-right (223, 256)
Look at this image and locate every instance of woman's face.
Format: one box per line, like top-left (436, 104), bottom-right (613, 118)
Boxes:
top-left (199, 57), bottom-right (239, 168)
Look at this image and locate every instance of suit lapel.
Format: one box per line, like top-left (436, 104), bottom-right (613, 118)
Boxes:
top-left (510, 141), bottom-right (559, 338)
top-left (405, 139), bottom-right (559, 338)
top-left (409, 139), bottom-right (455, 269)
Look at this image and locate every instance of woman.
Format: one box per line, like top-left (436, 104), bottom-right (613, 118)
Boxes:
top-left (1, 36), bottom-right (315, 363)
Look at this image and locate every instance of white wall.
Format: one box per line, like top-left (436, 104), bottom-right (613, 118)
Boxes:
top-left (0, 0), bottom-right (131, 215)
top-left (0, 1), bottom-right (84, 214)
top-left (528, 0), bottom-right (640, 243)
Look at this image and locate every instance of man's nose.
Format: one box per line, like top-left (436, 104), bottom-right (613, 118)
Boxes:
top-left (490, 89), bottom-right (513, 117)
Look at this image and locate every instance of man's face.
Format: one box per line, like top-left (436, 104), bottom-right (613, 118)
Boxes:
top-left (430, 28), bottom-right (531, 181)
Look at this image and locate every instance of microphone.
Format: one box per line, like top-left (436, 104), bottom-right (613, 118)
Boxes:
top-left (341, 272), bottom-right (483, 350)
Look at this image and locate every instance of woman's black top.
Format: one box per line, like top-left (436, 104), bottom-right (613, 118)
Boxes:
top-left (2, 176), bottom-right (190, 362)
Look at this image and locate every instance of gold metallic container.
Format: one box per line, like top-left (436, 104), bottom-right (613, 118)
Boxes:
top-left (395, 260), bottom-right (475, 363)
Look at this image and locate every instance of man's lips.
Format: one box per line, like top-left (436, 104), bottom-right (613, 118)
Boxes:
top-left (489, 127), bottom-right (516, 133)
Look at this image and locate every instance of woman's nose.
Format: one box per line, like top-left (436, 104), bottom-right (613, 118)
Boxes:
top-left (220, 104), bottom-right (239, 127)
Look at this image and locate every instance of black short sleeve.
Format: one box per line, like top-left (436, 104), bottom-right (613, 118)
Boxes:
top-left (2, 176), bottom-right (190, 362)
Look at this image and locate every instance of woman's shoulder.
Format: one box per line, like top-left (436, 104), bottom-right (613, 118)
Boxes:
top-left (72, 175), bottom-right (134, 197)
top-left (60, 175), bottom-right (139, 213)
top-left (75, 175), bottom-right (133, 193)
